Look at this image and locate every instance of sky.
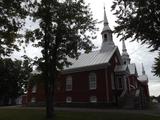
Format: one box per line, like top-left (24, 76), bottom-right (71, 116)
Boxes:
top-left (13, 0), bottom-right (160, 96)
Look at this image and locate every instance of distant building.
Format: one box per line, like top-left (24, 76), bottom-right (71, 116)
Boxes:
top-left (26, 8), bottom-right (149, 109)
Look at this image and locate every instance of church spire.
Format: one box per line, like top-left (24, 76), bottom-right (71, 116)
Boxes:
top-left (142, 63), bottom-right (146, 75)
top-left (102, 7), bottom-right (111, 33)
top-left (121, 40), bottom-right (130, 65)
top-left (100, 7), bottom-right (115, 53)
top-left (122, 39), bottom-right (127, 53)
top-left (103, 7), bottom-right (109, 26)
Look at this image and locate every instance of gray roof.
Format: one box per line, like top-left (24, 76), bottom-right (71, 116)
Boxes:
top-left (63, 46), bottom-right (119, 73)
top-left (138, 75), bottom-right (148, 83)
top-left (114, 65), bottom-right (128, 72)
top-left (32, 70), bottom-right (41, 75)
top-left (128, 63), bottom-right (137, 75)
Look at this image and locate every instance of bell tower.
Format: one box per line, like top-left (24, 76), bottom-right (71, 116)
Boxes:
top-left (100, 7), bottom-right (115, 53)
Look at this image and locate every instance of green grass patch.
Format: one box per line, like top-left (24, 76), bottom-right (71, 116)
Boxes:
top-left (0, 108), bottom-right (159, 120)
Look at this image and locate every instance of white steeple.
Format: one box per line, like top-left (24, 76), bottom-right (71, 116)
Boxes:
top-left (100, 7), bottom-right (115, 53)
top-left (122, 40), bottom-right (130, 64)
top-left (142, 63), bottom-right (146, 75)
top-left (102, 7), bottom-right (111, 32)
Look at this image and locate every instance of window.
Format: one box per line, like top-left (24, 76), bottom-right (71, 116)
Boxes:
top-left (32, 85), bottom-right (37, 93)
top-left (117, 77), bottom-right (123, 89)
top-left (66, 76), bottom-right (72, 91)
top-left (89, 73), bottom-right (97, 90)
top-left (66, 97), bottom-right (72, 103)
top-left (31, 97), bottom-right (36, 103)
top-left (111, 73), bottom-right (115, 89)
top-left (104, 34), bottom-right (107, 39)
top-left (115, 57), bottom-right (118, 64)
top-left (90, 96), bottom-right (97, 103)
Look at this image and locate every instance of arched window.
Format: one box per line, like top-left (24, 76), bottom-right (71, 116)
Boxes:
top-left (66, 76), bottom-right (72, 91)
top-left (32, 85), bottom-right (37, 93)
top-left (89, 73), bottom-right (97, 90)
top-left (104, 34), bottom-right (107, 39)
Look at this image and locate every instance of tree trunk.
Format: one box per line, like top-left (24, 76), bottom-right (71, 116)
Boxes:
top-left (45, 64), bottom-right (56, 120)
top-left (46, 77), bottom-right (54, 119)
top-left (44, 51), bottom-right (56, 120)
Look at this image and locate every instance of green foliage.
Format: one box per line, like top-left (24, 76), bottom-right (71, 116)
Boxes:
top-left (152, 53), bottom-right (160, 77)
top-left (27, 0), bottom-right (97, 71)
top-left (0, 0), bottom-right (28, 57)
top-left (112, 0), bottom-right (160, 51)
top-left (0, 58), bottom-right (32, 105)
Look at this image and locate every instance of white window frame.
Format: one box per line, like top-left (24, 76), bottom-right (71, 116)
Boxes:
top-left (66, 76), bottom-right (72, 91)
top-left (89, 73), bottom-right (97, 90)
top-left (66, 97), bottom-right (72, 103)
top-left (90, 96), bottom-right (97, 103)
top-left (32, 85), bottom-right (37, 93)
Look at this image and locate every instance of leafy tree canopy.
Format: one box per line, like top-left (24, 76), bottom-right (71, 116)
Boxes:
top-left (111, 0), bottom-right (160, 77)
top-left (112, 0), bottom-right (160, 51)
top-left (26, 0), bottom-right (97, 71)
top-left (0, 0), bottom-right (28, 57)
top-left (0, 58), bottom-right (32, 105)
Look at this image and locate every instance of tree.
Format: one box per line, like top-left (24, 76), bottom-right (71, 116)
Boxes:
top-left (152, 52), bottom-right (160, 77)
top-left (26, 0), bottom-right (97, 119)
top-left (0, 0), bottom-right (28, 58)
top-left (111, 0), bottom-right (160, 76)
top-left (0, 0), bottom-right (32, 105)
top-left (0, 58), bottom-right (32, 105)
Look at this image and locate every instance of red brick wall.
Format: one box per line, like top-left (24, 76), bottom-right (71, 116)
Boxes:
top-left (27, 82), bottom-right (45, 104)
top-left (55, 69), bottom-right (108, 103)
top-left (26, 51), bottom-right (122, 104)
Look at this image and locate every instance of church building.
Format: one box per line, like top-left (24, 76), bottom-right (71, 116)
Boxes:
top-left (26, 8), bottom-right (149, 109)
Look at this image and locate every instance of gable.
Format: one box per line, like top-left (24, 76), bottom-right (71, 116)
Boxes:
top-left (128, 63), bottom-right (138, 75)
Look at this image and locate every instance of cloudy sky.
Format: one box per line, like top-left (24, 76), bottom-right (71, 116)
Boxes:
top-left (13, 0), bottom-right (160, 96)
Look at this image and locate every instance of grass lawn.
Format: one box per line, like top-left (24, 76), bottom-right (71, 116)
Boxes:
top-left (0, 108), bottom-right (160, 120)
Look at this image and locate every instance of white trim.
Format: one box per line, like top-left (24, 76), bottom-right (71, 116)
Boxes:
top-left (130, 84), bottom-right (136, 89)
top-left (63, 63), bottom-right (109, 74)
